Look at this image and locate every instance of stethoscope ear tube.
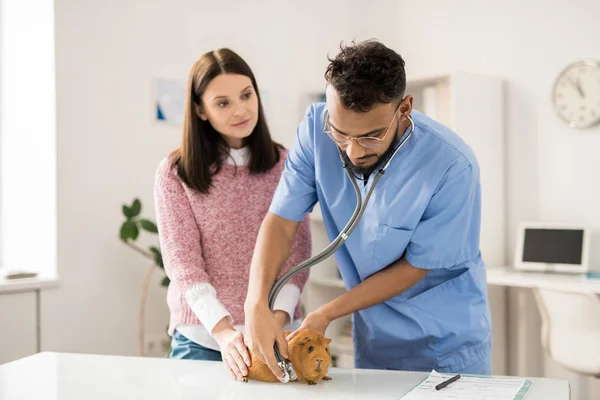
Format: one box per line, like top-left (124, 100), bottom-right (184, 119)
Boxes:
top-left (268, 113), bottom-right (414, 370)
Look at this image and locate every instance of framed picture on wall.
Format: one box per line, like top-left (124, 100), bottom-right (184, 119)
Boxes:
top-left (154, 78), bottom-right (186, 126)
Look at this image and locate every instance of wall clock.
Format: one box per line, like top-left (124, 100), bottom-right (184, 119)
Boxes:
top-left (552, 59), bottom-right (600, 129)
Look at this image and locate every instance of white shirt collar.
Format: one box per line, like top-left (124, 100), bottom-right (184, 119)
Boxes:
top-left (225, 146), bottom-right (250, 166)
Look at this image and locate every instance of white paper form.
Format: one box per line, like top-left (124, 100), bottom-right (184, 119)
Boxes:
top-left (401, 370), bottom-right (526, 400)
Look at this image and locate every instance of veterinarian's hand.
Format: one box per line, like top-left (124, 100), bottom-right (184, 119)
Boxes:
top-left (287, 310), bottom-right (331, 342)
top-left (273, 310), bottom-right (289, 327)
top-left (212, 319), bottom-right (251, 381)
top-left (244, 303), bottom-right (288, 381)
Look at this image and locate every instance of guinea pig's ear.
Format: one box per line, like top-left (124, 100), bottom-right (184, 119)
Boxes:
top-left (298, 336), bottom-right (311, 346)
top-left (325, 337), bottom-right (332, 344)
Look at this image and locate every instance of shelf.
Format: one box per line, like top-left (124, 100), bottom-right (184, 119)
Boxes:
top-left (309, 214), bottom-right (324, 222)
top-left (405, 74), bottom-right (450, 90)
top-left (330, 337), bottom-right (354, 354)
top-left (330, 335), bottom-right (355, 368)
top-left (0, 275), bottom-right (60, 294)
top-left (309, 203), bottom-right (324, 222)
top-left (309, 277), bottom-right (346, 289)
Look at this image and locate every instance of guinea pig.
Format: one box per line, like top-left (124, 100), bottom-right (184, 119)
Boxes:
top-left (241, 328), bottom-right (332, 385)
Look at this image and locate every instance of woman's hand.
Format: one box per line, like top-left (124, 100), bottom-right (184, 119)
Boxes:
top-left (212, 318), bottom-right (251, 380)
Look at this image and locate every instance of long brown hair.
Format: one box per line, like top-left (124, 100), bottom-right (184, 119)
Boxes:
top-left (170, 48), bottom-right (280, 194)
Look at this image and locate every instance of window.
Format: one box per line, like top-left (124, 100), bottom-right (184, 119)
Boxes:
top-left (0, 0), bottom-right (57, 278)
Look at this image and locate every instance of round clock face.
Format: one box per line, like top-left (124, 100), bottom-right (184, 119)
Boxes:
top-left (552, 59), bottom-right (600, 129)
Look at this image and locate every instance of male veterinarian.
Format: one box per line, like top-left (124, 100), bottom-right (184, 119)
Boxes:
top-left (244, 39), bottom-right (492, 380)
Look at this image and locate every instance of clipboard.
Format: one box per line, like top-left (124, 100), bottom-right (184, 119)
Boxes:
top-left (467, 374), bottom-right (532, 400)
top-left (401, 370), bottom-right (532, 400)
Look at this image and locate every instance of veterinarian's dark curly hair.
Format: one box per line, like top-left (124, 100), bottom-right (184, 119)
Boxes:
top-left (325, 39), bottom-right (406, 112)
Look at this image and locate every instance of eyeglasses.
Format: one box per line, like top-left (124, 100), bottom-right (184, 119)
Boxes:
top-left (323, 106), bottom-right (400, 149)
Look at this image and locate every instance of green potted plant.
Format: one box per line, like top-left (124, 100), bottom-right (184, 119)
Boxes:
top-left (119, 198), bottom-right (170, 356)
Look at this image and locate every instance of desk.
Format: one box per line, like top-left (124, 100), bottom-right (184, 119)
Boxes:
top-left (0, 352), bottom-right (569, 399)
top-left (487, 266), bottom-right (600, 293)
top-left (486, 266), bottom-right (600, 400)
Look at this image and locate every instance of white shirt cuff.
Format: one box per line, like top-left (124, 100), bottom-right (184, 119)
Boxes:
top-left (272, 283), bottom-right (301, 324)
top-left (185, 282), bottom-right (232, 335)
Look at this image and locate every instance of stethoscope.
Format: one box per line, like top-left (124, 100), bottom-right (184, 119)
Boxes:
top-left (267, 112), bottom-right (415, 382)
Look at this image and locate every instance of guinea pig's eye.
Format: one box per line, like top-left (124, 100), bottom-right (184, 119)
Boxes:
top-left (308, 346), bottom-right (314, 353)
top-left (326, 347), bottom-right (329, 353)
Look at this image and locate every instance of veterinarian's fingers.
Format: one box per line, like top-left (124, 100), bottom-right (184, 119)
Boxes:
top-left (256, 341), bottom-right (271, 366)
top-left (286, 330), bottom-right (298, 342)
top-left (226, 353), bottom-right (243, 380)
top-left (235, 340), bottom-right (251, 367)
top-left (231, 349), bottom-right (248, 376)
top-left (262, 346), bottom-right (283, 381)
top-left (275, 331), bottom-right (289, 359)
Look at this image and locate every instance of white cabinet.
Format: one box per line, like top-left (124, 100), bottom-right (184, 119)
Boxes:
top-left (407, 72), bottom-right (506, 267)
top-left (301, 72), bottom-right (505, 369)
top-left (0, 292), bottom-right (38, 365)
top-left (301, 211), bottom-right (355, 368)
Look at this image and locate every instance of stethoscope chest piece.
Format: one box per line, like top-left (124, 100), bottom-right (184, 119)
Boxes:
top-left (277, 360), bottom-right (296, 383)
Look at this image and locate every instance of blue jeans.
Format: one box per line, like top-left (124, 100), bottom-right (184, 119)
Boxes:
top-left (169, 330), bottom-right (222, 361)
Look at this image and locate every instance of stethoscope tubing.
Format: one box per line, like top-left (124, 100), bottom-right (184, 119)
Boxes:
top-left (268, 113), bottom-right (415, 370)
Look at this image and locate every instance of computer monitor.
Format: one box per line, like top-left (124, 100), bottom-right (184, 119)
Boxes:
top-left (514, 222), bottom-right (590, 273)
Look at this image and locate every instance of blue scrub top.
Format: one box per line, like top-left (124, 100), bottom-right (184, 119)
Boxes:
top-left (269, 103), bottom-right (492, 373)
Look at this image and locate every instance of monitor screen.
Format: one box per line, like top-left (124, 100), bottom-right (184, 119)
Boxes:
top-left (522, 228), bottom-right (584, 265)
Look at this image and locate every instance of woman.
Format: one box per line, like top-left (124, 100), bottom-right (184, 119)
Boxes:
top-left (154, 48), bottom-right (311, 381)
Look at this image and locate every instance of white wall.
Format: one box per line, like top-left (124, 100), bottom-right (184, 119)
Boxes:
top-left (397, 0), bottom-right (600, 265)
top-left (42, 0), bottom-right (388, 357)
top-left (395, 0), bottom-right (600, 398)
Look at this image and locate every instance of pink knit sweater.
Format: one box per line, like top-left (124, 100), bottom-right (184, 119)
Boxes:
top-left (154, 148), bottom-right (312, 336)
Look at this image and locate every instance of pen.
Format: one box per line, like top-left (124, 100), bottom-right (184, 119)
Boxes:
top-left (435, 374), bottom-right (461, 390)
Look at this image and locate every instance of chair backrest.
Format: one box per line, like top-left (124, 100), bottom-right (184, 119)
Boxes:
top-left (533, 287), bottom-right (600, 377)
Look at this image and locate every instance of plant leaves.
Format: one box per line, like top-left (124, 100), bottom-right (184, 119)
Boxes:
top-left (139, 219), bottom-right (158, 233)
top-left (122, 205), bottom-right (134, 219)
top-left (120, 220), bottom-right (139, 241)
top-left (160, 276), bottom-right (170, 287)
top-left (150, 246), bottom-right (163, 269)
top-left (130, 199), bottom-right (142, 217)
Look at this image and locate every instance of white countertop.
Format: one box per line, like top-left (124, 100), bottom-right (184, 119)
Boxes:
top-left (0, 275), bottom-right (60, 294)
top-left (487, 266), bottom-right (600, 293)
top-left (0, 352), bottom-right (569, 399)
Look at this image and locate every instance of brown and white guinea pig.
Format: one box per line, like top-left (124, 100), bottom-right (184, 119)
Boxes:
top-left (241, 328), bottom-right (333, 385)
